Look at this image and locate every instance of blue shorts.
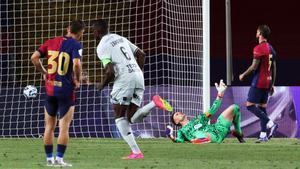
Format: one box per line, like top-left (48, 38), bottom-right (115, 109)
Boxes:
top-left (45, 94), bottom-right (75, 119)
top-left (247, 87), bottom-right (269, 104)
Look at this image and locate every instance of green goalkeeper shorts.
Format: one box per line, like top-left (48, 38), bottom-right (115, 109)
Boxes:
top-left (210, 115), bottom-right (231, 143)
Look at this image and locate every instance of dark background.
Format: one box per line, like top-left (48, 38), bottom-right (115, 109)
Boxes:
top-left (211, 0), bottom-right (300, 86)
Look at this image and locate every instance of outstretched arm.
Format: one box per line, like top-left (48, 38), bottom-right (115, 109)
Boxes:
top-left (204, 80), bottom-right (227, 118)
top-left (204, 98), bottom-right (222, 118)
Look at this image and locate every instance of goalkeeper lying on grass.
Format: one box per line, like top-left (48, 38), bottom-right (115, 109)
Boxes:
top-left (166, 80), bottom-right (245, 144)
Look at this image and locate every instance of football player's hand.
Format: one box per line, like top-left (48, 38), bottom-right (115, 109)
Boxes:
top-left (74, 80), bottom-right (80, 89)
top-left (96, 83), bottom-right (104, 91)
top-left (43, 74), bottom-right (47, 81)
top-left (269, 86), bottom-right (274, 96)
top-left (166, 125), bottom-right (174, 137)
top-left (239, 74), bottom-right (245, 81)
top-left (215, 79), bottom-right (227, 96)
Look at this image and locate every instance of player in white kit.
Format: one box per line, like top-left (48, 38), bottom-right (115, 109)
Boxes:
top-left (93, 19), bottom-right (172, 159)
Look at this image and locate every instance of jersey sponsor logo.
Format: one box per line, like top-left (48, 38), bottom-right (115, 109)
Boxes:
top-left (126, 63), bottom-right (138, 73)
top-left (47, 80), bottom-right (62, 87)
top-left (194, 123), bottom-right (202, 130)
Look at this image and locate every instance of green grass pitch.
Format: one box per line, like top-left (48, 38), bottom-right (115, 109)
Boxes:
top-left (0, 138), bottom-right (300, 169)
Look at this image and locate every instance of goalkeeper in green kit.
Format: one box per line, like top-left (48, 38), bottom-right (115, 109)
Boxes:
top-left (166, 80), bottom-right (245, 144)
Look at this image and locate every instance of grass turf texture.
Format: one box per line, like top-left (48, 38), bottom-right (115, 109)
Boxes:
top-left (0, 138), bottom-right (300, 169)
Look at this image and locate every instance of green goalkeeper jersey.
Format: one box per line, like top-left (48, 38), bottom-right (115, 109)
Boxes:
top-left (175, 99), bottom-right (222, 143)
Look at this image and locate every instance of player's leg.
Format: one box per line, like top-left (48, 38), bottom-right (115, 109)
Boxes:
top-left (127, 89), bottom-right (151, 123)
top-left (113, 104), bottom-right (144, 159)
top-left (44, 111), bottom-right (57, 166)
top-left (219, 105), bottom-right (241, 132)
top-left (128, 75), bottom-right (172, 123)
top-left (55, 96), bottom-right (75, 166)
top-left (110, 87), bottom-right (144, 159)
top-left (231, 104), bottom-right (242, 134)
top-left (246, 87), bottom-right (270, 141)
top-left (258, 103), bottom-right (278, 139)
top-left (129, 93), bottom-right (173, 123)
top-left (218, 104), bottom-right (245, 143)
top-left (44, 96), bottom-right (58, 166)
top-left (257, 104), bottom-right (268, 133)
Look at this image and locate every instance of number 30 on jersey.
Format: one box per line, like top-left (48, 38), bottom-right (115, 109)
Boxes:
top-left (48, 50), bottom-right (70, 76)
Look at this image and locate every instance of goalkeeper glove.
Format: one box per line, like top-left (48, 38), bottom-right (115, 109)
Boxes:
top-left (215, 79), bottom-right (227, 97)
top-left (166, 125), bottom-right (174, 137)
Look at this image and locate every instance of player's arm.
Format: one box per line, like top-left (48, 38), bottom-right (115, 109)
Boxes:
top-left (272, 61), bottom-right (276, 86)
top-left (97, 62), bottom-right (115, 91)
top-left (204, 80), bottom-right (226, 118)
top-left (239, 58), bottom-right (260, 81)
top-left (204, 98), bottom-right (222, 118)
top-left (72, 44), bottom-right (83, 89)
top-left (135, 49), bottom-right (145, 71)
top-left (73, 58), bottom-right (82, 89)
top-left (96, 44), bottom-right (115, 91)
top-left (125, 38), bottom-right (145, 70)
top-left (270, 60), bottom-right (276, 95)
top-left (31, 51), bottom-right (47, 76)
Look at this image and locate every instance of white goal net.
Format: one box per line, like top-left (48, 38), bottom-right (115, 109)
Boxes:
top-left (0, 0), bottom-right (208, 138)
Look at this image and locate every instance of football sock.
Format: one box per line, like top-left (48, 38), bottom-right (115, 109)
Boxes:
top-left (232, 105), bottom-right (242, 134)
top-left (115, 117), bottom-right (141, 154)
top-left (258, 106), bottom-right (267, 132)
top-left (258, 106), bottom-right (267, 115)
top-left (266, 120), bottom-right (275, 129)
top-left (45, 145), bottom-right (53, 161)
top-left (247, 105), bottom-right (269, 132)
top-left (259, 132), bottom-right (267, 138)
top-left (56, 144), bottom-right (67, 160)
top-left (130, 101), bottom-right (156, 123)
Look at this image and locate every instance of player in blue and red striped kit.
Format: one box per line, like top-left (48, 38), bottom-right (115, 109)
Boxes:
top-left (239, 25), bottom-right (278, 143)
top-left (31, 20), bottom-right (84, 166)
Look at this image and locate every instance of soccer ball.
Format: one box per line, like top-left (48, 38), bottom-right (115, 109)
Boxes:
top-left (23, 85), bottom-right (37, 99)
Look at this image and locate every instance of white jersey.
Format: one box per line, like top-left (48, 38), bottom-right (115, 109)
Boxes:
top-left (97, 33), bottom-right (144, 89)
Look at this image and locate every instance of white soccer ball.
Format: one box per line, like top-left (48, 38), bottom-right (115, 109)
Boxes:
top-left (23, 85), bottom-right (38, 99)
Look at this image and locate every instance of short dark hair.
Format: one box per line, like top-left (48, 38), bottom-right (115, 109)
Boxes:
top-left (70, 20), bottom-right (85, 34)
top-left (258, 25), bottom-right (271, 39)
top-left (171, 112), bottom-right (181, 126)
top-left (93, 19), bottom-right (108, 33)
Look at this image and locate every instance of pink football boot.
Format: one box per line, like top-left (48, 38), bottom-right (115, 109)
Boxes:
top-left (152, 95), bottom-right (173, 112)
top-left (122, 152), bottom-right (144, 160)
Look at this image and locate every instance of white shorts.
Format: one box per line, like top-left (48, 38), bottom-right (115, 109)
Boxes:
top-left (110, 73), bottom-right (144, 106)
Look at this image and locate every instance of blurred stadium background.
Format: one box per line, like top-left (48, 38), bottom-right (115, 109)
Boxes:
top-left (1, 0), bottom-right (300, 169)
top-left (1, 0), bottom-right (300, 139)
top-left (0, 0), bottom-right (206, 138)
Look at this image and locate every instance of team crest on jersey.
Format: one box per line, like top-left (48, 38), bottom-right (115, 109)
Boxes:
top-left (194, 123), bottom-right (202, 129)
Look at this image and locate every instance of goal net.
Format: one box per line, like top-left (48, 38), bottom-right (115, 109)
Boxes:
top-left (0, 0), bottom-right (208, 138)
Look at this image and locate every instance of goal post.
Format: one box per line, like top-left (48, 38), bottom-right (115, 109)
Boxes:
top-left (0, 0), bottom-right (209, 138)
top-left (203, 0), bottom-right (210, 112)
